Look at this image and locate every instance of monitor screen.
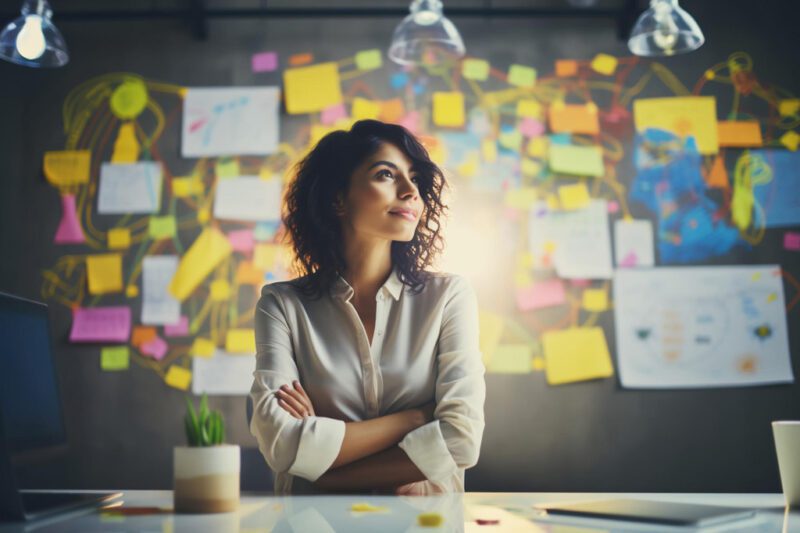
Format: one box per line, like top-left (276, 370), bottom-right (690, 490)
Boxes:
top-left (0, 292), bottom-right (66, 454)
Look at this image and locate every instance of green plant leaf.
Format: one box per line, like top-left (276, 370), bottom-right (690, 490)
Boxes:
top-left (185, 395), bottom-right (199, 446)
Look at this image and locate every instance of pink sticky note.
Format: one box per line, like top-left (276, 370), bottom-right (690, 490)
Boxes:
top-left (619, 251), bottom-right (638, 267)
top-left (321, 103), bottom-right (347, 125)
top-left (784, 232), bottom-right (800, 251)
top-left (399, 111), bottom-right (420, 134)
top-left (227, 229), bottom-right (255, 253)
top-left (140, 336), bottom-right (168, 360)
top-left (54, 194), bottom-right (86, 244)
top-left (164, 316), bottom-right (189, 337)
top-left (570, 278), bottom-right (591, 287)
top-left (520, 118), bottom-right (545, 138)
top-left (516, 279), bottom-right (566, 311)
top-left (251, 51), bottom-right (278, 72)
top-left (607, 200), bottom-right (619, 214)
top-left (70, 306), bottom-right (131, 343)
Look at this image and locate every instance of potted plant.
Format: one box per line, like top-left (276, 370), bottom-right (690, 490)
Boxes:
top-left (173, 393), bottom-right (240, 513)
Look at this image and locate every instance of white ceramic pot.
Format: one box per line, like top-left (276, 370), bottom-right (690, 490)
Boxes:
top-left (173, 444), bottom-right (240, 513)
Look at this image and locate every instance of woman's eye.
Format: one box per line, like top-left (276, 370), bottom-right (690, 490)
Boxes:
top-left (377, 169), bottom-right (393, 179)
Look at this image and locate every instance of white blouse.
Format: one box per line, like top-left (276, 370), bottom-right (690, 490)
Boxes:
top-left (249, 265), bottom-right (486, 495)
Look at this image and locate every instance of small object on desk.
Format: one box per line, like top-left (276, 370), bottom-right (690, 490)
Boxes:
top-left (350, 502), bottom-right (388, 513)
top-left (476, 517), bottom-right (500, 525)
top-left (417, 511), bottom-right (444, 527)
top-left (101, 506), bottom-right (169, 516)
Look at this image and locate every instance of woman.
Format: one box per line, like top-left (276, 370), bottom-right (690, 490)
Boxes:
top-left (249, 119), bottom-right (485, 495)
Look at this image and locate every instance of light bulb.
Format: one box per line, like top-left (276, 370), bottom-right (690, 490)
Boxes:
top-left (16, 14), bottom-right (45, 60)
top-left (652, 2), bottom-right (679, 53)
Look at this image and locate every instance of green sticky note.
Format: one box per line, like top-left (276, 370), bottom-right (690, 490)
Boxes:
top-left (215, 157), bottom-right (239, 179)
top-left (355, 49), bottom-right (382, 71)
top-left (148, 215), bottom-right (177, 240)
top-left (462, 58), bottom-right (490, 81)
top-left (549, 144), bottom-right (604, 177)
top-left (508, 64), bottom-right (537, 88)
top-left (487, 344), bottom-right (532, 374)
top-left (101, 346), bottom-right (129, 371)
top-left (499, 129), bottom-right (523, 151)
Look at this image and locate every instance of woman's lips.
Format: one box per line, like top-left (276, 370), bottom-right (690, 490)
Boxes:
top-left (389, 210), bottom-right (416, 221)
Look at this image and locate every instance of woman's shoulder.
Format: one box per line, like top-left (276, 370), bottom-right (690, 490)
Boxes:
top-left (416, 270), bottom-right (471, 296)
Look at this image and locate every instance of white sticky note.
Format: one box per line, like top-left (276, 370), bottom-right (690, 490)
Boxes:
top-left (141, 255), bottom-right (181, 326)
top-left (614, 219), bottom-right (655, 268)
top-left (98, 162), bottom-right (162, 214)
top-left (213, 176), bottom-right (282, 222)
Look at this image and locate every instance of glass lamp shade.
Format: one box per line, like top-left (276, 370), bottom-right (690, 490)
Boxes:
top-left (388, 0), bottom-right (465, 66)
top-left (627, 0), bottom-right (704, 57)
top-left (0, 0), bottom-right (69, 68)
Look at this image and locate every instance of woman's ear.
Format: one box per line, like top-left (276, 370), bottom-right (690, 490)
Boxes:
top-left (333, 194), bottom-right (346, 216)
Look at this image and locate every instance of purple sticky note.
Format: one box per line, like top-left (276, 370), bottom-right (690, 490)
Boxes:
top-left (140, 336), bottom-right (168, 360)
top-left (519, 118), bottom-right (545, 138)
top-left (227, 229), bottom-right (255, 253)
top-left (164, 316), bottom-right (189, 337)
top-left (69, 306), bottom-right (131, 343)
top-left (321, 103), bottom-right (347, 125)
top-left (784, 231), bottom-right (800, 251)
top-left (54, 194), bottom-right (86, 244)
top-left (619, 251), bottom-right (638, 267)
top-left (251, 51), bottom-right (278, 73)
top-left (516, 279), bottom-right (566, 311)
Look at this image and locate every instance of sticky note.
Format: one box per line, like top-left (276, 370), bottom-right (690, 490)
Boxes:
top-left (558, 183), bottom-right (591, 210)
top-left (516, 279), bottom-right (566, 311)
top-left (355, 49), bottom-right (382, 70)
top-left (555, 59), bottom-right (578, 77)
top-left (172, 176), bottom-right (203, 197)
top-left (504, 187), bottom-right (538, 209)
top-left (107, 228), bottom-right (130, 250)
top-left (288, 52), bottom-right (313, 66)
top-left (169, 227), bottom-right (233, 301)
top-left (462, 58), bottom-right (490, 81)
top-left (705, 155), bottom-right (729, 188)
top-left (101, 346), bottom-right (129, 371)
top-left (227, 229), bottom-right (255, 253)
top-left (283, 62), bottom-right (343, 114)
top-left (226, 329), bottom-right (256, 354)
top-left (784, 232), bottom-right (800, 251)
top-left (379, 98), bottom-right (405, 123)
top-left (86, 254), bottom-right (123, 295)
top-left (210, 279), bottom-right (231, 301)
top-left (717, 120), bottom-right (763, 147)
top-left (432, 92), bottom-right (465, 128)
top-left (498, 128), bottom-right (523, 150)
top-left (131, 326), bottom-right (156, 347)
top-left (516, 99), bottom-right (542, 119)
top-left (542, 327), bottom-right (614, 385)
top-left (251, 51), bottom-right (278, 72)
top-left (779, 99), bottom-right (800, 117)
top-left (520, 159), bottom-right (541, 178)
top-left (487, 344), bottom-right (532, 374)
top-left (165, 365), bottom-right (192, 391)
top-left (527, 137), bottom-right (548, 158)
top-left (591, 53), bottom-right (618, 75)
top-left (549, 102), bottom-right (600, 135)
top-left (633, 96), bottom-right (718, 154)
top-left (582, 288), bottom-right (608, 311)
top-left (69, 306), bottom-right (131, 343)
top-left (780, 130), bottom-right (800, 151)
top-left (236, 261), bottom-right (265, 285)
top-left (164, 315), bottom-right (189, 337)
top-left (320, 102), bottom-right (347, 126)
top-left (549, 144), bottom-right (604, 177)
top-left (254, 243), bottom-right (288, 271)
top-left (508, 64), bottom-right (536, 88)
top-left (140, 336), bottom-right (168, 360)
top-left (215, 157), bottom-right (239, 178)
top-left (520, 118), bottom-right (545, 138)
top-left (148, 216), bottom-right (176, 240)
top-left (191, 337), bottom-right (216, 358)
top-left (482, 139), bottom-right (498, 162)
top-left (44, 150), bottom-right (91, 187)
top-left (351, 97), bottom-right (381, 120)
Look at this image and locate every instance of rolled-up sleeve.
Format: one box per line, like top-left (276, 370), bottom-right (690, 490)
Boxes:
top-left (398, 275), bottom-right (486, 487)
top-left (250, 285), bottom-right (345, 482)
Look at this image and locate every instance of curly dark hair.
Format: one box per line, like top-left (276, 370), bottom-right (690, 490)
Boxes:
top-left (281, 119), bottom-right (449, 300)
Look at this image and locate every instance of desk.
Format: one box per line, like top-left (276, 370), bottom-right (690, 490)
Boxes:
top-left (0, 491), bottom-right (796, 532)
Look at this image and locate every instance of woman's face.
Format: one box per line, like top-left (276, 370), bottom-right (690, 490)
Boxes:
top-left (336, 142), bottom-right (423, 243)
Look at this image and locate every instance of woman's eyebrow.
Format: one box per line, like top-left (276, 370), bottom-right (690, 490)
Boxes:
top-left (367, 160), bottom-right (419, 173)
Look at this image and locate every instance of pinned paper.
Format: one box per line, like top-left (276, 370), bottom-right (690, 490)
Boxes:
top-left (549, 102), bottom-right (599, 135)
top-left (251, 51), bottom-right (278, 72)
top-left (717, 120), bottom-right (763, 147)
top-left (705, 155), bottom-right (729, 189)
top-left (98, 162), bottom-right (163, 214)
top-left (165, 365), bottom-right (192, 391)
top-left (191, 338), bottom-right (216, 358)
top-left (582, 288), bottom-right (608, 312)
top-left (86, 254), bottom-right (123, 295)
top-left (44, 150), bottom-right (91, 187)
top-left (107, 228), bottom-right (131, 249)
top-left (614, 218), bottom-right (655, 268)
top-left (169, 227), bottom-right (233, 301)
top-left (70, 306), bottom-right (131, 343)
top-left (101, 346), bottom-right (130, 371)
top-left (542, 327), bottom-right (613, 385)
top-left (192, 349), bottom-right (255, 394)
top-left (558, 183), bottom-right (591, 210)
top-left (590, 54), bottom-right (618, 75)
top-left (508, 64), bottom-right (536, 88)
top-left (520, 158), bottom-right (542, 177)
top-left (283, 62), bottom-right (343, 114)
top-left (462, 58), bottom-right (490, 81)
top-left (634, 96), bottom-right (718, 154)
top-left (214, 176), bottom-right (282, 222)
top-left (148, 216), bottom-right (176, 240)
top-left (355, 49), bottom-right (382, 71)
top-left (142, 255), bottom-right (180, 325)
top-left (225, 329), bottom-right (256, 354)
top-left (549, 144), bottom-right (604, 177)
top-left (487, 344), bottom-right (532, 374)
top-left (432, 92), bottom-right (465, 128)
top-left (516, 279), bottom-right (566, 311)
top-left (54, 194), bottom-right (86, 244)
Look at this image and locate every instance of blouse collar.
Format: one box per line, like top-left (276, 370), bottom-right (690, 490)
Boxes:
top-left (333, 265), bottom-right (403, 302)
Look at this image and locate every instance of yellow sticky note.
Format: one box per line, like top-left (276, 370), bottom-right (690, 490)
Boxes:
top-left (354, 49), bottom-right (382, 71)
top-left (478, 310), bottom-right (505, 366)
top-left (191, 337), bottom-right (216, 358)
top-left (86, 254), bottom-right (123, 295)
top-left (165, 365), bottom-right (192, 391)
top-left (591, 53), bottom-right (618, 75)
top-left (283, 62), bottom-right (343, 114)
top-left (532, 356), bottom-right (545, 371)
top-left (432, 92), bottom-right (465, 128)
top-left (780, 130), bottom-right (800, 151)
top-left (516, 99), bottom-right (542, 119)
top-left (111, 123), bottom-right (140, 163)
top-left (417, 512), bottom-right (443, 527)
top-left (148, 216), bottom-right (177, 240)
top-left (717, 121), bottom-right (763, 147)
top-left (558, 183), bottom-right (591, 210)
top-left (43, 150), bottom-right (91, 187)
top-left (351, 97), bottom-right (381, 120)
top-left (498, 129), bottom-right (523, 151)
top-left (520, 158), bottom-right (542, 177)
top-left (582, 288), bottom-right (608, 312)
top-left (542, 327), bottom-right (613, 385)
top-left (779, 99), bottom-right (800, 117)
top-left (481, 139), bottom-right (498, 163)
top-left (169, 227), bottom-right (232, 301)
top-left (527, 137), bottom-right (548, 158)
top-left (210, 279), bottom-right (231, 301)
top-left (462, 58), bottom-right (490, 81)
top-left (225, 329), bottom-right (256, 354)
top-left (487, 344), bottom-right (532, 374)
top-left (215, 157), bottom-right (239, 178)
top-left (548, 102), bottom-right (600, 135)
top-left (508, 64), bottom-right (536, 88)
top-left (107, 228), bottom-right (131, 250)
top-left (549, 144), bottom-right (604, 177)
top-left (457, 152), bottom-right (479, 177)
top-left (172, 176), bottom-right (203, 197)
top-left (504, 187), bottom-right (538, 209)
top-left (254, 243), bottom-right (289, 271)
top-left (633, 96), bottom-right (718, 155)
top-left (101, 346), bottom-right (129, 371)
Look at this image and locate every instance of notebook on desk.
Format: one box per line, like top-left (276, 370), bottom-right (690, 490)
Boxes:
top-left (0, 291), bottom-right (122, 522)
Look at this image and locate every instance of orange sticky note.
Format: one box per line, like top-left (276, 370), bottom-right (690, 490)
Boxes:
top-left (132, 326), bottom-right (157, 348)
top-left (555, 60), bottom-right (578, 77)
top-left (548, 102), bottom-right (599, 135)
top-left (235, 261), bottom-right (265, 285)
top-left (380, 98), bottom-right (405, 123)
top-left (717, 121), bottom-right (763, 147)
top-left (288, 52), bottom-right (313, 66)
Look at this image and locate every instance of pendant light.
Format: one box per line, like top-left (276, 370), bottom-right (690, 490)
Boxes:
top-left (388, 0), bottom-right (465, 66)
top-left (0, 0), bottom-right (68, 68)
top-left (627, 0), bottom-right (704, 57)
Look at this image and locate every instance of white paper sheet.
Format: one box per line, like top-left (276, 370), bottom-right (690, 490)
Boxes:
top-left (181, 87), bottom-right (280, 157)
top-left (614, 218), bottom-right (655, 267)
top-left (141, 255), bottom-right (180, 325)
top-left (213, 176), bottom-right (282, 222)
top-left (98, 162), bottom-right (162, 214)
top-left (192, 349), bottom-right (255, 395)
top-left (613, 265), bottom-right (794, 388)
top-left (528, 199), bottom-right (613, 279)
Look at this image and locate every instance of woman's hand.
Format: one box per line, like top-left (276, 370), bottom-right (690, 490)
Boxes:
top-left (276, 380), bottom-right (315, 418)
